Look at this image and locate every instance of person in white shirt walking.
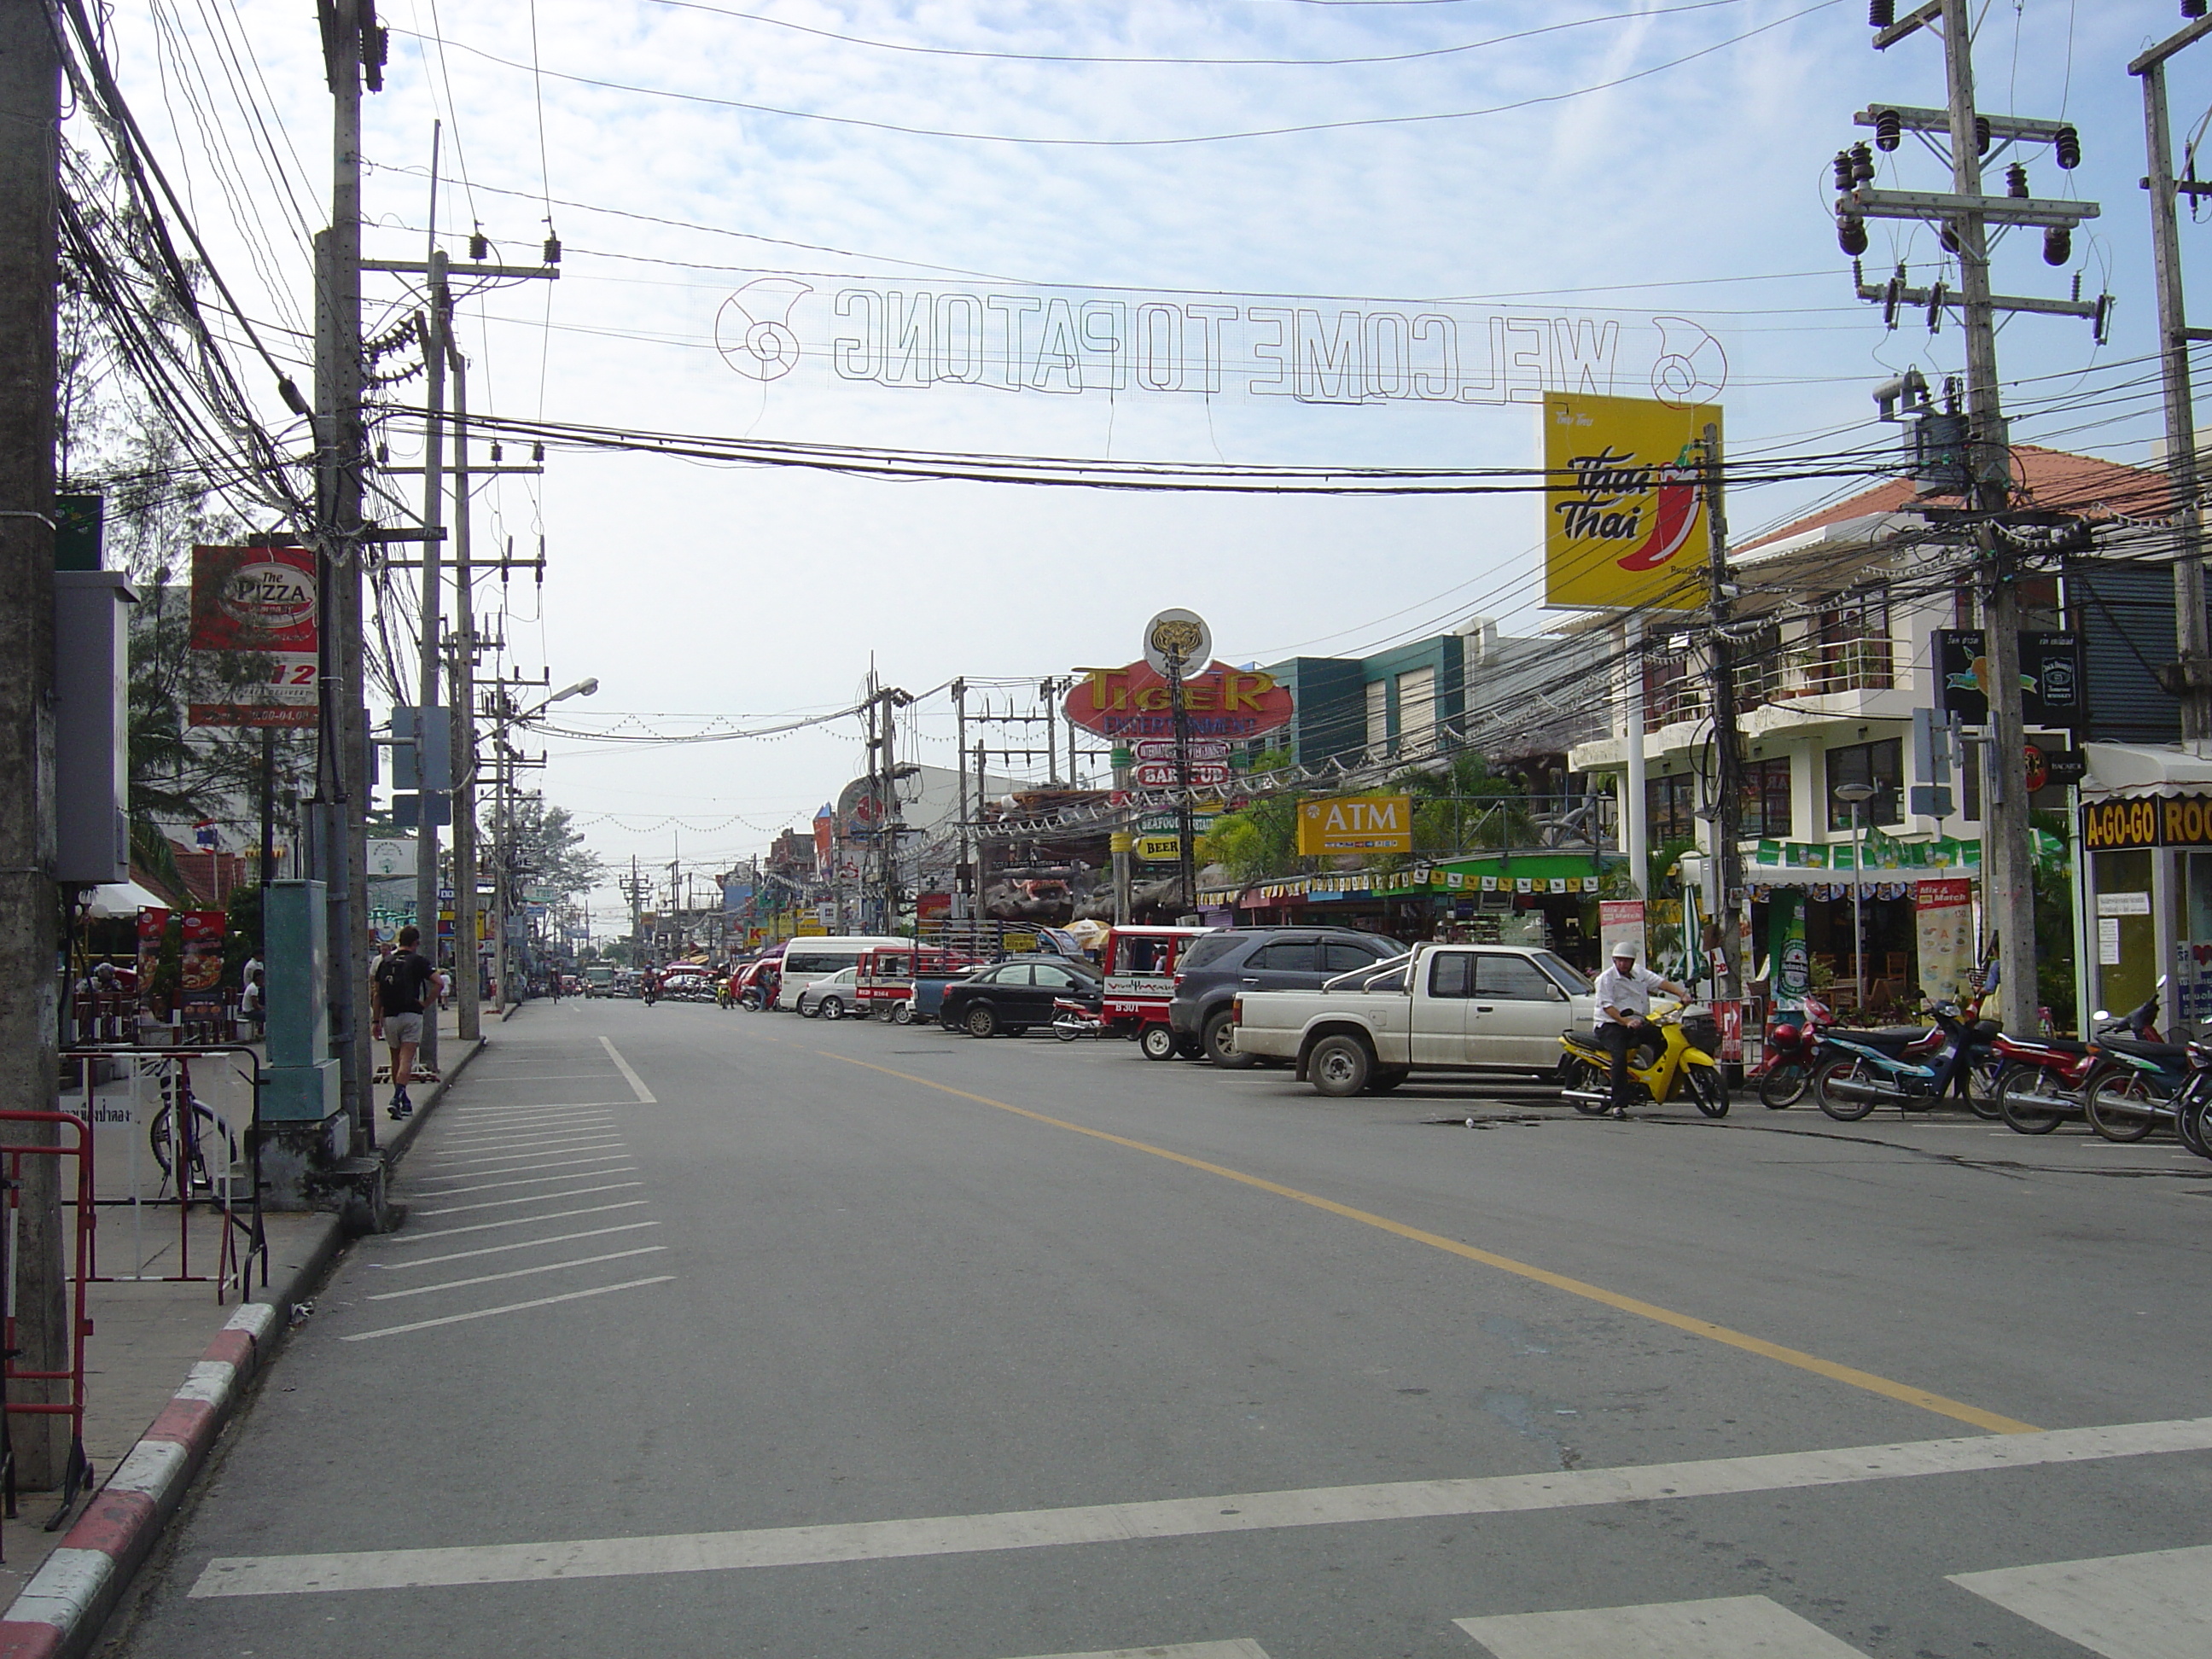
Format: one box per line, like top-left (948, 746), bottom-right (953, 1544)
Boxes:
top-left (1592, 940), bottom-right (1691, 1117)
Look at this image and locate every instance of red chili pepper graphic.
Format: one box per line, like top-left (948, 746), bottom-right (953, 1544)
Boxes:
top-left (1617, 463), bottom-right (1700, 571)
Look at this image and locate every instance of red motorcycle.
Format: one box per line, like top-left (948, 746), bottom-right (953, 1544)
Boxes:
top-left (1750, 993), bottom-right (1833, 1109)
top-left (1994, 987), bottom-right (2160, 1136)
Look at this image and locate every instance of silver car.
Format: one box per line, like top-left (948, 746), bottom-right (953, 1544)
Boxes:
top-left (795, 967), bottom-right (864, 1021)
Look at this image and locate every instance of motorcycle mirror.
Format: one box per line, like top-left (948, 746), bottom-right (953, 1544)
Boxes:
top-left (2157, 974), bottom-right (2170, 989)
top-left (2092, 1010), bottom-right (2110, 1022)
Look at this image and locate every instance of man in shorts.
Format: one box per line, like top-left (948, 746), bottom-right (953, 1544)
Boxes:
top-left (372, 924), bottom-right (438, 1120)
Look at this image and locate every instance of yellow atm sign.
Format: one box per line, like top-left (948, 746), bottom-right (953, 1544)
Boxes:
top-left (1297, 794), bottom-right (1413, 855)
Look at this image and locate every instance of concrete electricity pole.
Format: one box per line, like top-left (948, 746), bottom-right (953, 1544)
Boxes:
top-left (413, 244), bottom-right (450, 1071)
top-left (1847, 0), bottom-right (2104, 1035)
top-left (0, 0), bottom-right (73, 1491)
top-left (2134, 14), bottom-right (2212, 741)
top-left (1702, 422), bottom-right (1743, 999)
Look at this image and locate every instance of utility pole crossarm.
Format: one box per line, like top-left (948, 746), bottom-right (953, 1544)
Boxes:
top-left (362, 257), bottom-right (559, 280)
top-left (1839, 186), bottom-right (2097, 229)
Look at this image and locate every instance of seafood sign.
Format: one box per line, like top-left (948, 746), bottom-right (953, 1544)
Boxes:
top-left (718, 275), bottom-right (1729, 410)
top-left (1543, 393), bottom-right (1720, 611)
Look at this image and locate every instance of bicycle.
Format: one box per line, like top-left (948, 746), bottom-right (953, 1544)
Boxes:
top-left (149, 1063), bottom-right (239, 1199)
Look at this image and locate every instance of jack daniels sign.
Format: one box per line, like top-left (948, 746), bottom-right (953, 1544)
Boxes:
top-left (714, 274), bottom-right (1731, 409)
top-left (1932, 628), bottom-right (2086, 730)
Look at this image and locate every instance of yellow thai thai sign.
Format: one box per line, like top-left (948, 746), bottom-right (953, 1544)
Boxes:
top-left (1544, 393), bottom-right (1717, 610)
top-left (1296, 794), bottom-right (1413, 855)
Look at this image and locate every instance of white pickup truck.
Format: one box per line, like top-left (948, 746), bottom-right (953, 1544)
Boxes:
top-left (1230, 941), bottom-right (1597, 1097)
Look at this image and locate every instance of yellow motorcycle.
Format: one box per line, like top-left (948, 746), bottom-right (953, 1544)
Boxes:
top-left (1558, 1000), bottom-right (1730, 1118)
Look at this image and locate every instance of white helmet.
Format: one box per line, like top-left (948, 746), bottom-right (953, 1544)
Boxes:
top-left (1609, 940), bottom-right (1639, 960)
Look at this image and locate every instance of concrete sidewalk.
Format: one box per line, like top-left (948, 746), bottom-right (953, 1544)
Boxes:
top-left (0, 1008), bottom-right (485, 1644)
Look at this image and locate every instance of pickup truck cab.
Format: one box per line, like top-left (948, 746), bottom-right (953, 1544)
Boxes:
top-left (1231, 940), bottom-right (1595, 1097)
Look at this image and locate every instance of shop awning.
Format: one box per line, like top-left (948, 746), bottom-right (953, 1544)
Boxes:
top-left (83, 880), bottom-right (178, 918)
top-left (2081, 742), bottom-right (2212, 798)
top-left (1681, 853), bottom-right (1974, 891)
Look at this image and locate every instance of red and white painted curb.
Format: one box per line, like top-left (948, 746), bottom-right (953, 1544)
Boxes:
top-left (0, 1300), bottom-right (281, 1659)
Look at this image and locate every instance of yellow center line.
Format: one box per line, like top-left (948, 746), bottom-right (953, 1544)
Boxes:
top-left (822, 1051), bottom-right (2040, 1437)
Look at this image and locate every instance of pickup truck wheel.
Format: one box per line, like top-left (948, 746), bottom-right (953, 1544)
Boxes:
top-left (1204, 1011), bottom-right (1254, 1069)
top-left (1368, 1068), bottom-right (1410, 1092)
top-left (1308, 1034), bottom-right (1372, 1098)
top-left (1139, 1024), bottom-right (1178, 1061)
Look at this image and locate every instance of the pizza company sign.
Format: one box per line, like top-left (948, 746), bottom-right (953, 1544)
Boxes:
top-left (1064, 661), bottom-right (1294, 741)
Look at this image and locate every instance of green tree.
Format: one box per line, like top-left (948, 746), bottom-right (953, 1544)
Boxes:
top-left (1196, 750), bottom-right (1306, 881)
top-left (502, 795), bottom-right (605, 898)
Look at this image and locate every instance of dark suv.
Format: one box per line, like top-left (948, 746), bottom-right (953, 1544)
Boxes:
top-left (1167, 927), bottom-right (1403, 1067)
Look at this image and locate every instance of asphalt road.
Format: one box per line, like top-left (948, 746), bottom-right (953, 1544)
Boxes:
top-left (107, 999), bottom-right (2212, 1659)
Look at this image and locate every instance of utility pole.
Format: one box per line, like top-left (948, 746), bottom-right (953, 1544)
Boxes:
top-left (413, 242), bottom-right (448, 1071)
top-left (1846, 0), bottom-right (2103, 1037)
top-left (0, 0), bottom-right (72, 1492)
top-left (953, 678), bottom-right (969, 919)
top-left (312, 0), bottom-right (379, 1150)
top-left (450, 346), bottom-right (479, 1036)
top-left (1702, 421), bottom-right (1743, 1000)
top-left (2134, 14), bottom-right (2212, 741)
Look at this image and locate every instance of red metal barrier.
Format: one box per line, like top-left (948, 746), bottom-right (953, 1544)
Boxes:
top-left (0, 1109), bottom-right (97, 1528)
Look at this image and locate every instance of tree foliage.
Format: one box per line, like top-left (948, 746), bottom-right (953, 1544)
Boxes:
top-left (502, 795), bottom-right (604, 899)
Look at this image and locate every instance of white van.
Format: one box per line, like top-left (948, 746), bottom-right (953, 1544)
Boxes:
top-left (776, 935), bottom-right (911, 1004)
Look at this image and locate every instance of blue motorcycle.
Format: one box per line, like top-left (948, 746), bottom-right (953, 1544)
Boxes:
top-left (1812, 998), bottom-right (2004, 1122)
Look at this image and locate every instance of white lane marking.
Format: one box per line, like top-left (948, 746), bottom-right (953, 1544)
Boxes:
top-left (368, 1222), bottom-right (661, 1272)
top-left (405, 1167), bottom-right (637, 1199)
top-left (1455, 1596), bottom-right (1868, 1656)
top-left (416, 1159), bottom-right (632, 1185)
top-left (337, 1276), bottom-right (677, 1343)
top-left (998, 1647), bottom-right (1267, 1659)
top-left (597, 1035), bottom-right (656, 1103)
top-left (384, 1201), bottom-right (650, 1242)
top-left (1950, 1543), bottom-right (2212, 1658)
top-left (449, 1079), bottom-right (623, 1092)
top-left (412, 1182), bottom-right (644, 1218)
top-left (428, 1129), bottom-right (622, 1152)
top-left (415, 1139), bottom-right (628, 1168)
top-left (186, 1416), bottom-right (2212, 1599)
top-left (412, 1152), bottom-right (633, 1184)
top-left (441, 1107), bottom-right (624, 1124)
top-left (366, 1248), bottom-right (669, 1301)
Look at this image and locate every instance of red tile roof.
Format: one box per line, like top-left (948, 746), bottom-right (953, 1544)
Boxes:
top-left (1740, 445), bottom-right (2171, 552)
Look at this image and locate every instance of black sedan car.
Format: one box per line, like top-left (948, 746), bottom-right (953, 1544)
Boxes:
top-left (939, 955), bottom-right (1103, 1038)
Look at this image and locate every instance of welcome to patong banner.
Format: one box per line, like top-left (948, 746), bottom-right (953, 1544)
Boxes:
top-left (716, 273), bottom-right (1729, 410)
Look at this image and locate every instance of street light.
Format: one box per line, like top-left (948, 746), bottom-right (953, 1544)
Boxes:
top-left (1834, 781), bottom-right (1877, 1012)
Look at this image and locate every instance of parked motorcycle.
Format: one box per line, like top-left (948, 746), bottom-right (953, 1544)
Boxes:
top-left (1748, 992), bottom-right (1832, 1109)
top-left (1996, 986), bottom-right (2161, 1136)
top-left (1051, 997), bottom-right (1108, 1042)
top-left (1811, 998), bottom-right (2002, 1121)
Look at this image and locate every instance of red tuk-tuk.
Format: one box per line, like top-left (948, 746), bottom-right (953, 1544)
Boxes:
top-left (1102, 925), bottom-right (1214, 1060)
top-left (858, 945), bottom-right (987, 1022)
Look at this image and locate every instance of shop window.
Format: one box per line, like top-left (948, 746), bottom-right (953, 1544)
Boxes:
top-left (1397, 667), bottom-right (1436, 756)
top-left (1825, 739), bottom-right (1903, 830)
top-left (1739, 756), bottom-right (1793, 838)
top-left (1811, 590), bottom-right (1894, 694)
top-left (1646, 771), bottom-right (1699, 844)
top-left (1365, 679), bottom-right (1388, 760)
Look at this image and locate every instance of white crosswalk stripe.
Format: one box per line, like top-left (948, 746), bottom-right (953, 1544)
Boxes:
top-left (1950, 1543), bottom-right (2212, 1659)
top-left (1456, 1596), bottom-right (1870, 1657)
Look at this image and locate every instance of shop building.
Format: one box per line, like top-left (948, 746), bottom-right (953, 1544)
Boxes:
top-left (1567, 446), bottom-right (2180, 1023)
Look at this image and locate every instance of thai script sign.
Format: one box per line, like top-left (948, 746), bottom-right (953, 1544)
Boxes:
top-left (1544, 393), bottom-right (1717, 610)
top-left (718, 275), bottom-right (1728, 410)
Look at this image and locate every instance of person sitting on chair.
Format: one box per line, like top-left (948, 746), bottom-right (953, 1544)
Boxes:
top-left (1592, 940), bottom-right (1691, 1119)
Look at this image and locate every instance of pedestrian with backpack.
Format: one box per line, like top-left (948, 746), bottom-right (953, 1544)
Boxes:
top-left (372, 924), bottom-right (438, 1121)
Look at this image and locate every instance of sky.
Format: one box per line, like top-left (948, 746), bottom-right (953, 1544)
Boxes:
top-left (103, 1), bottom-right (2205, 920)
